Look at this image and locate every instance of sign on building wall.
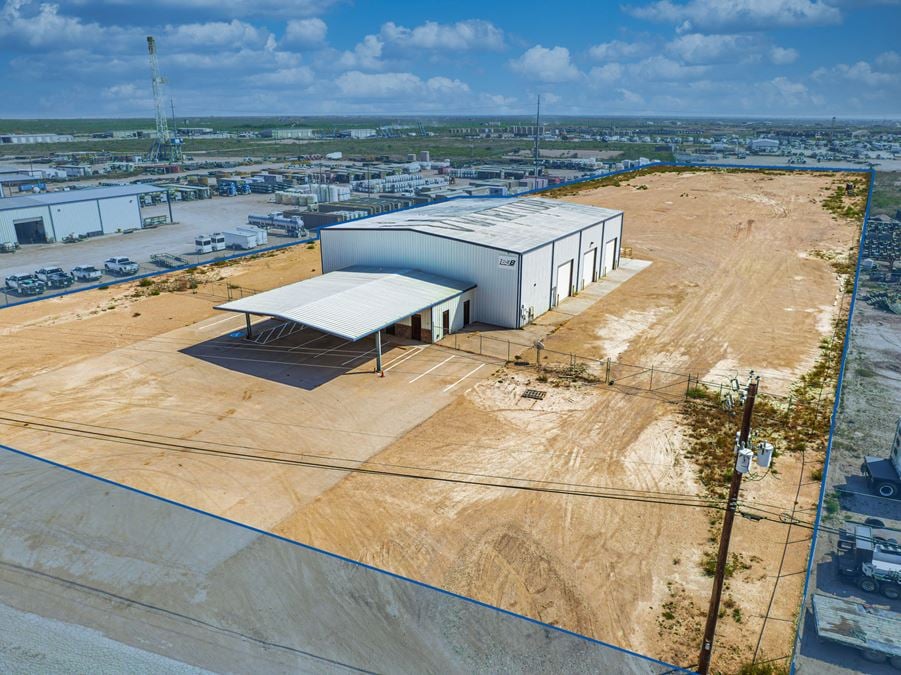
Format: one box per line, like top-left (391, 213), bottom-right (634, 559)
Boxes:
top-left (498, 255), bottom-right (517, 269)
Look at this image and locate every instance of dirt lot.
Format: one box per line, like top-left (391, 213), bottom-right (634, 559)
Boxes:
top-left (0, 169), bottom-right (863, 673)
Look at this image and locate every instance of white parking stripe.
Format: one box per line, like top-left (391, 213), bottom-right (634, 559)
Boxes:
top-left (442, 363), bottom-right (486, 392)
top-left (313, 339), bottom-right (352, 359)
top-left (409, 355), bottom-right (455, 383)
top-left (197, 313), bottom-right (244, 331)
top-left (382, 345), bottom-right (425, 372)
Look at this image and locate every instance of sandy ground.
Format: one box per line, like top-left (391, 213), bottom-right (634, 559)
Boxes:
top-left (0, 170), bottom-right (860, 673)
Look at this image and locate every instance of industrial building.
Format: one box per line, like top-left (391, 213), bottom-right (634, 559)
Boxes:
top-left (0, 133), bottom-right (74, 144)
top-left (0, 185), bottom-right (169, 245)
top-left (217, 197), bottom-right (623, 367)
top-left (262, 129), bottom-right (316, 140)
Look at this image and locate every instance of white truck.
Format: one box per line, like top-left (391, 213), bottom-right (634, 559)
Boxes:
top-left (837, 523), bottom-right (901, 600)
top-left (222, 230), bottom-right (257, 250)
top-left (5, 273), bottom-right (45, 296)
top-left (237, 225), bottom-right (267, 246)
top-left (862, 417), bottom-right (901, 498)
top-left (104, 257), bottom-right (140, 276)
top-left (247, 212), bottom-right (307, 238)
top-left (72, 265), bottom-right (103, 282)
top-left (35, 265), bottom-right (74, 289)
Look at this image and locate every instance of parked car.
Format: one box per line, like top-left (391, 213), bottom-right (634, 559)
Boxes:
top-left (72, 265), bottom-right (103, 282)
top-left (5, 273), bottom-right (45, 296)
top-left (104, 257), bottom-right (140, 276)
top-left (34, 266), bottom-right (74, 289)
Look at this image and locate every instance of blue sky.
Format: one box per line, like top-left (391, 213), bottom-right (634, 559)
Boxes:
top-left (1, 0), bottom-right (899, 118)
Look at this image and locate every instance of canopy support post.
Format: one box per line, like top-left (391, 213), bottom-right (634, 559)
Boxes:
top-left (244, 314), bottom-right (253, 339)
top-left (375, 330), bottom-right (383, 374)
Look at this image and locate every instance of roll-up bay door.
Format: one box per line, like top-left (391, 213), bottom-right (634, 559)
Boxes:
top-left (555, 260), bottom-right (573, 306)
top-left (581, 248), bottom-right (597, 289)
top-left (603, 239), bottom-right (617, 276)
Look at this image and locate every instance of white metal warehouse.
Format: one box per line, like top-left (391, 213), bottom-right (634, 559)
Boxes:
top-left (0, 184), bottom-right (169, 245)
top-left (215, 197), bottom-right (624, 370)
top-left (320, 197), bottom-right (624, 331)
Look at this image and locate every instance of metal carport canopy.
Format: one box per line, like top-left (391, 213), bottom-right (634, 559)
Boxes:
top-left (214, 265), bottom-right (476, 342)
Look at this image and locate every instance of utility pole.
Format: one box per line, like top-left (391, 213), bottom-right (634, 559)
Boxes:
top-left (698, 372), bottom-right (772, 674)
top-left (533, 94), bottom-right (541, 179)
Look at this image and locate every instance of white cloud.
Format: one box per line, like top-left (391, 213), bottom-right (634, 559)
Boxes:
top-left (252, 66), bottom-right (315, 86)
top-left (766, 76), bottom-right (823, 107)
top-left (769, 46), bottom-right (799, 64)
top-left (0, 0), bottom-right (130, 48)
top-left (337, 35), bottom-right (384, 70)
top-left (618, 88), bottom-right (646, 106)
top-left (588, 40), bottom-right (651, 61)
top-left (510, 45), bottom-right (581, 83)
top-left (541, 92), bottom-right (561, 104)
top-left (165, 20), bottom-right (271, 49)
top-left (876, 50), bottom-right (901, 68)
top-left (117, 0), bottom-right (342, 17)
top-left (425, 76), bottom-right (470, 95)
top-left (380, 19), bottom-right (504, 51)
top-left (589, 63), bottom-right (625, 84)
top-left (666, 33), bottom-right (758, 64)
top-left (628, 55), bottom-right (709, 80)
top-left (813, 60), bottom-right (898, 86)
top-left (625, 0), bottom-right (842, 31)
top-left (282, 18), bottom-right (327, 48)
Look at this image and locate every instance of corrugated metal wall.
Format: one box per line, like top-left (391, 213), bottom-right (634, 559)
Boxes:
top-left (430, 289), bottom-right (475, 341)
top-left (551, 233), bottom-right (581, 302)
top-left (0, 205), bottom-right (50, 243)
top-left (321, 229), bottom-right (520, 328)
top-left (520, 246), bottom-right (552, 321)
top-left (45, 201), bottom-right (101, 241)
top-left (602, 215), bottom-right (623, 272)
top-left (98, 196), bottom-right (141, 234)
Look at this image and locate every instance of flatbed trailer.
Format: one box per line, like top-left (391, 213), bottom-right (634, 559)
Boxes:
top-left (150, 253), bottom-right (189, 268)
top-left (812, 593), bottom-right (901, 668)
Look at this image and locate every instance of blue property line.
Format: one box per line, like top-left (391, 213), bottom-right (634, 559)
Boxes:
top-left (0, 442), bottom-right (690, 674)
top-left (789, 168), bottom-right (875, 675)
top-left (2, 160), bottom-right (869, 312)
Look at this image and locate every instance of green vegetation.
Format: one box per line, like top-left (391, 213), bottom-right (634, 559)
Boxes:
top-left (737, 661), bottom-right (789, 675)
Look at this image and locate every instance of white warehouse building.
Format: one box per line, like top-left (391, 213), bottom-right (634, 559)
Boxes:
top-left (320, 197), bottom-right (624, 331)
top-left (218, 198), bottom-right (624, 368)
top-left (0, 185), bottom-right (169, 245)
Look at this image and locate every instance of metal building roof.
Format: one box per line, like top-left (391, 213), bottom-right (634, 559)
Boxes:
top-left (215, 266), bottom-right (475, 341)
top-left (0, 184), bottom-right (165, 211)
top-left (325, 197), bottom-right (622, 253)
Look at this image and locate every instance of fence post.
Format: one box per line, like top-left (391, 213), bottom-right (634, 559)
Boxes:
top-left (479, 334), bottom-right (483, 355)
top-left (649, 366), bottom-right (654, 390)
top-left (605, 358), bottom-right (611, 384)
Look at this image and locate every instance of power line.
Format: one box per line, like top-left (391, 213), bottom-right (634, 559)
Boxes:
top-left (0, 411), bottom-right (736, 511)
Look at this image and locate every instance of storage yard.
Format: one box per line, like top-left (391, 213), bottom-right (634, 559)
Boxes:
top-left (0, 168), bottom-right (865, 671)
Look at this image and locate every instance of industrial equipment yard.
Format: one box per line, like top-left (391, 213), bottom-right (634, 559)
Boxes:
top-left (0, 168), bottom-right (866, 671)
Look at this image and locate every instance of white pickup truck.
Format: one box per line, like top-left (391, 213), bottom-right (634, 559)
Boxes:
top-left (72, 265), bottom-right (103, 282)
top-left (104, 257), bottom-right (140, 276)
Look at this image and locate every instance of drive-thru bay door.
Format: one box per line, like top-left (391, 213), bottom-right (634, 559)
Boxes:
top-left (556, 260), bottom-right (573, 306)
top-left (581, 248), bottom-right (597, 289)
top-left (603, 239), bottom-right (617, 276)
top-left (14, 217), bottom-right (48, 244)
